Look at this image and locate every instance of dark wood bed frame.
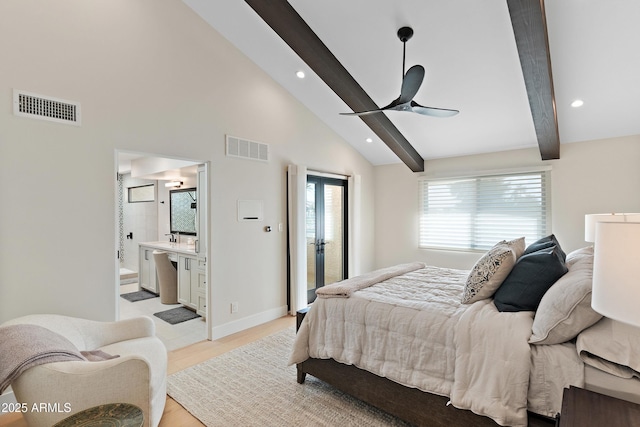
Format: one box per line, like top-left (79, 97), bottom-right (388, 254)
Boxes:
top-left (295, 309), bottom-right (556, 427)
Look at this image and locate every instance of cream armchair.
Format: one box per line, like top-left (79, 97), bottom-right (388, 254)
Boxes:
top-left (1, 314), bottom-right (167, 427)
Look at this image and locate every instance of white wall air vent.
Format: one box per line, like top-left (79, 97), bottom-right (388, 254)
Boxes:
top-left (226, 135), bottom-right (269, 162)
top-left (13, 89), bottom-right (81, 126)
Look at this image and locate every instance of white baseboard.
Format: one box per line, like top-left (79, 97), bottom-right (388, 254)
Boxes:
top-left (0, 389), bottom-right (17, 405)
top-left (211, 305), bottom-right (288, 340)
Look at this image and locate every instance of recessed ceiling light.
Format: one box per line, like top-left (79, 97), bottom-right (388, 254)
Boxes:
top-left (365, 138), bottom-right (373, 143)
top-left (296, 70), bottom-right (305, 79)
top-left (571, 99), bottom-right (584, 108)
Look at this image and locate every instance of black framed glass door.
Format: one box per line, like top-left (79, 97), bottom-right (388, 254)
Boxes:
top-left (306, 176), bottom-right (348, 303)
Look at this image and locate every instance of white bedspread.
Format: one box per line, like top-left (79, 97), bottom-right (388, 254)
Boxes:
top-left (291, 266), bottom-right (468, 396)
top-left (577, 317), bottom-right (640, 379)
top-left (528, 342), bottom-right (584, 418)
top-left (315, 262), bottom-right (426, 298)
top-left (289, 266), bottom-right (542, 426)
top-left (451, 299), bottom-right (534, 426)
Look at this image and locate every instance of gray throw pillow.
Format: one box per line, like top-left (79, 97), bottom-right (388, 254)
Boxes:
top-left (523, 234), bottom-right (566, 262)
top-left (493, 245), bottom-right (568, 312)
top-left (529, 246), bottom-right (602, 345)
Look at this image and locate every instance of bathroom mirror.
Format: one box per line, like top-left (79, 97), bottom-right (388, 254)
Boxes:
top-left (170, 188), bottom-right (197, 235)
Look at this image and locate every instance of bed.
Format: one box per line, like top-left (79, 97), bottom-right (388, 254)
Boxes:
top-left (289, 237), bottom-right (640, 426)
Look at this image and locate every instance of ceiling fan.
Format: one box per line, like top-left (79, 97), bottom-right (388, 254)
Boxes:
top-left (341, 27), bottom-right (459, 118)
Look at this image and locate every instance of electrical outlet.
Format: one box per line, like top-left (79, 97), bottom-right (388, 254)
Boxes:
top-left (231, 302), bottom-right (238, 313)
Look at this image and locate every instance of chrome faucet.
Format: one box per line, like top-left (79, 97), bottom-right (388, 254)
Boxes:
top-left (165, 233), bottom-right (177, 243)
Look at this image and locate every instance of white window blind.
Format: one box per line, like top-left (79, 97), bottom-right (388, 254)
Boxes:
top-left (419, 170), bottom-right (550, 251)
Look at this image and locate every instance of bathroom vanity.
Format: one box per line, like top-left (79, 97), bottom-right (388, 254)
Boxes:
top-left (139, 241), bottom-right (206, 317)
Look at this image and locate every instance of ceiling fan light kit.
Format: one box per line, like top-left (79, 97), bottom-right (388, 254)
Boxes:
top-left (341, 26), bottom-right (459, 118)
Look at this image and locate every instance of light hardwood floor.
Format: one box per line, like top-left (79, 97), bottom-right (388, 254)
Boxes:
top-left (0, 316), bottom-right (296, 427)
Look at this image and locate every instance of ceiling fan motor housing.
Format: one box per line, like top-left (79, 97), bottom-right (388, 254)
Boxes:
top-left (397, 26), bottom-right (414, 42)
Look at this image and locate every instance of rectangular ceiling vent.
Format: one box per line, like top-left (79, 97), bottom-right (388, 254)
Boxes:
top-left (13, 89), bottom-right (81, 126)
top-left (226, 135), bottom-right (269, 162)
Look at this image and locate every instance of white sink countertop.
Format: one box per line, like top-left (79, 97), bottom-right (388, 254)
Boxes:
top-left (139, 241), bottom-right (197, 255)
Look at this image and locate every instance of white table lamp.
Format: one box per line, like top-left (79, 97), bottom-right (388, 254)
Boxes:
top-left (585, 213), bottom-right (640, 242)
top-left (592, 221), bottom-right (640, 327)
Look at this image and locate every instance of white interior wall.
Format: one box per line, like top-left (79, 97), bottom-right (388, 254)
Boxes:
top-left (374, 135), bottom-right (640, 270)
top-left (0, 0), bottom-right (375, 332)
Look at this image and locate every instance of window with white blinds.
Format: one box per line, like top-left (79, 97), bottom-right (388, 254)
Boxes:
top-left (419, 170), bottom-right (550, 251)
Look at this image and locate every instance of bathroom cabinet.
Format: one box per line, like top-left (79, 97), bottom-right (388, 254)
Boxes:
top-left (139, 246), bottom-right (158, 293)
top-left (138, 242), bottom-right (206, 317)
top-left (178, 254), bottom-right (207, 316)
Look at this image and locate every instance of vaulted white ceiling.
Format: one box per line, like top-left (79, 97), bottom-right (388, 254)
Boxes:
top-left (184, 0), bottom-right (640, 166)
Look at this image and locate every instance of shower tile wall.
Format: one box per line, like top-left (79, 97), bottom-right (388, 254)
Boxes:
top-left (122, 174), bottom-right (159, 273)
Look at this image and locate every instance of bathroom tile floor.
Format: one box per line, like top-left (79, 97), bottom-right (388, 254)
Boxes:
top-left (119, 282), bottom-right (208, 351)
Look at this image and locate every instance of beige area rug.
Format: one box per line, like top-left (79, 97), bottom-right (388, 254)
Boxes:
top-left (167, 327), bottom-right (411, 426)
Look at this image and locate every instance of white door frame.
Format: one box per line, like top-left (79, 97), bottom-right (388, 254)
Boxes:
top-left (114, 149), bottom-right (211, 341)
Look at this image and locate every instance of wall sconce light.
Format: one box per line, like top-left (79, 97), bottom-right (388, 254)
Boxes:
top-left (165, 181), bottom-right (183, 188)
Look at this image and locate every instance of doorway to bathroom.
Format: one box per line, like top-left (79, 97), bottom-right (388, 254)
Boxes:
top-left (115, 150), bottom-right (210, 351)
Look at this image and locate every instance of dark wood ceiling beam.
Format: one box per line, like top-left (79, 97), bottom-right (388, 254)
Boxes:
top-left (244, 0), bottom-right (425, 172)
top-left (507, 0), bottom-right (560, 160)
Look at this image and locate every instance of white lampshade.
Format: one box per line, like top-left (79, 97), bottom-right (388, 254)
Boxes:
top-left (592, 221), bottom-right (640, 327)
top-left (585, 213), bottom-right (640, 242)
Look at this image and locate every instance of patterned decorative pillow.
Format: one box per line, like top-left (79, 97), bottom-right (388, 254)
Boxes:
top-left (504, 237), bottom-right (526, 258)
top-left (462, 243), bottom-right (517, 304)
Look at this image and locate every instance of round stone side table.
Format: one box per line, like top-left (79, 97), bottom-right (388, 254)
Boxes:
top-left (52, 403), bottom-right (143, 427)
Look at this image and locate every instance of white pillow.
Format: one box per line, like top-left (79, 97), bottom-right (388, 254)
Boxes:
top-left (529, 246), bottom-right (602, 345)
top-left (462, 242), bottom-right (516, 304)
